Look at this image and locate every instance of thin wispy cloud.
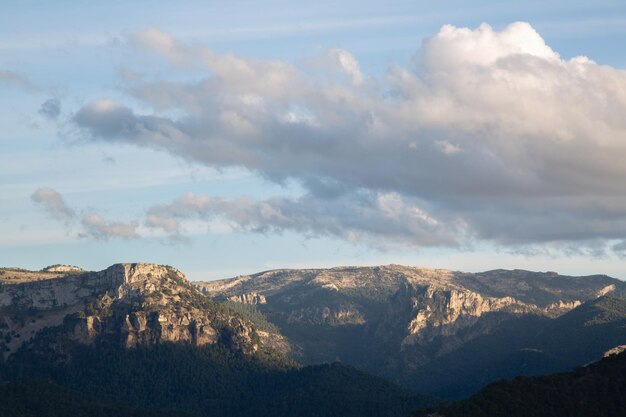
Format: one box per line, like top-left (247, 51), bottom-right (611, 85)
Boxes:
top-left (31, 188), bottom-right (75, 223)
top-left (537, 17), bottom-right (626, 38)
top-left (0, 70), bottom-right (37, 91)
top-left (145, 191), bottom-right (459, 247)
top-left (80, 211), bottom-right (139, 240)
top-left (38, 98), bottom-right (61, 120)
top-left (31, 187), bottom-right (140, 240)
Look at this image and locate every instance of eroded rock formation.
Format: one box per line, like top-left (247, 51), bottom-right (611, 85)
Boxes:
top-left (0, 264), bottom-right (286, 358)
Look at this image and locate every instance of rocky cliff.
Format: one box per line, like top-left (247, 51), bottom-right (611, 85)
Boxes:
top-left (226, 292), bottom-right (267, 305)
top-left (402, 287), bottom-right (533, 346)
top-left (0, 264), bottom-right (287, 358)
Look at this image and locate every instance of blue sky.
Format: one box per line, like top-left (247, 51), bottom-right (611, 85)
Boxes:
top-left (2, 1), bottom-right (626, 280)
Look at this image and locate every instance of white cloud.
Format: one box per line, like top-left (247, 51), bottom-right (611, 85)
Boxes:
top-left (71, 23), bottom-right (626, 250)
top-left (80, 211), bottom-right (139, 240)
top-left (31, 187), bottom-right (75, 222)
top-left (417, 22), bottom-right (559, 72)
top-left (326, 48), bottom-right (364, 84)
top-left (434, 140), bottom-right (461, 155)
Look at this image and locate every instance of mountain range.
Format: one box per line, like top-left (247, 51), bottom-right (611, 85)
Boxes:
top-left (1, 263), bottom-right (625, 416)
top-left (196, 265), bottom-right (626, 398)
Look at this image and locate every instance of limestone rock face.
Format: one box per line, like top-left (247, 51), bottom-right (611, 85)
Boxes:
top-left (228, 292), bottom-right (267, 305)
top-left (402, 286), bottom-right (533, 346)
top-left (0, 266), bottom-right (124, 310)
top-left (63, 264), bottom-right (262, 353)
top-left (543, 300), bottom-right (582, 317)
top-left (0, 264), bottom-right (281, 358)
top-left (604, 345), bottom-right (626, 357)
top-left (597, 284), bottom-right (616, 297)
top-left (71, 315), bottom-right (101, 343)
top-left (41, 265), bottom-right (84, 273)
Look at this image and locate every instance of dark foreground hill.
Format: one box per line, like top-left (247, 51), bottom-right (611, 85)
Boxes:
top-left (1, 343), bottom-right (430, 417)
top-left (0, 379), bottom-right (178, 417)
top-left (413, 349), bottom-right (626, 417)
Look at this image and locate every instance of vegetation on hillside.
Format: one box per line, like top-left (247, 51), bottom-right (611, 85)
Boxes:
top-left (0, 380), bottom-right (179, 417)
top-left (0, 342), bottom-right (435, 417)
top-left (222, 301), bottom-right (280, 333)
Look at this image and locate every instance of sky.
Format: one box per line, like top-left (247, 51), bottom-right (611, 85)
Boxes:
top-left (2, 0), bottom-right (626, 280)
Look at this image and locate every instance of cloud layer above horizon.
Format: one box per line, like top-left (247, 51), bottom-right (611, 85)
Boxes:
top-left (46, 22), bottom-right (626, 254)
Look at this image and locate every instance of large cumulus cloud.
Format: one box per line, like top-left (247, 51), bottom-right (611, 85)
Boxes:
top-left (72, 22), bottom-right (626, 250)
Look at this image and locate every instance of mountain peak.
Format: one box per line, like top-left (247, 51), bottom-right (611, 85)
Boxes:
top-left (104, 263), bottom-right (185, 282)
top-left (1, 263), bottom-right (288, 358)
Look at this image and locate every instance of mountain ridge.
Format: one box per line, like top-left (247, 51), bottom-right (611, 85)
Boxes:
top-left (195, 264), bottom-right (626, 398)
